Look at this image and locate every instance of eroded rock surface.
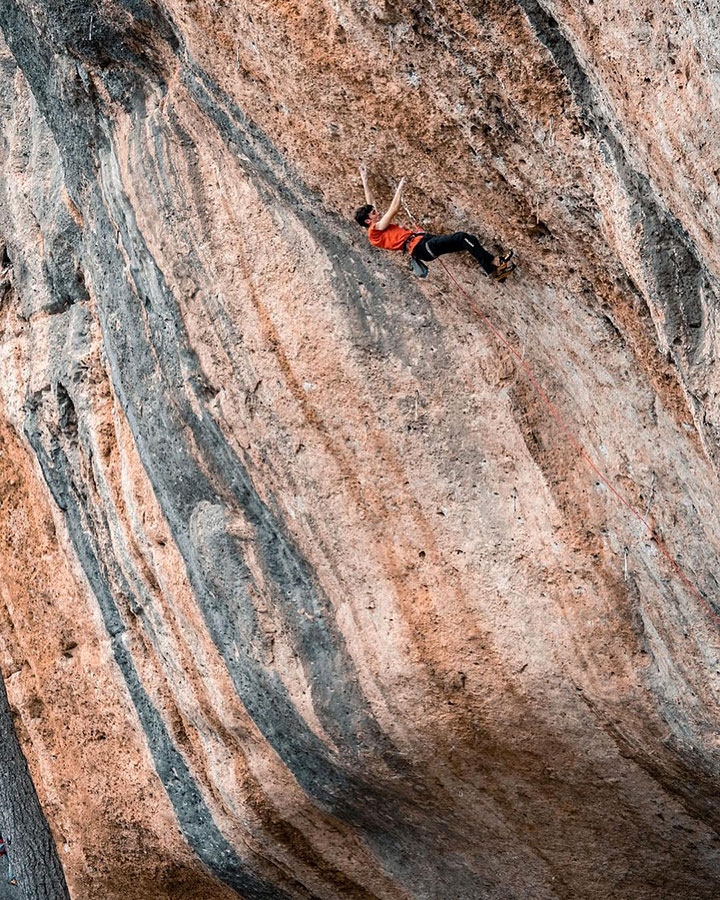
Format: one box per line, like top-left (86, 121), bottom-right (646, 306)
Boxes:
top-left (0, 1), bottom-right (719, 898)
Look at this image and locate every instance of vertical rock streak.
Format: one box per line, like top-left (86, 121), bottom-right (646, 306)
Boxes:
top-left (0, 676), bottom-right (70, 899)
top-left (517, 0), bottom-right (719, 453)
top-left (22, 395), bottom-right (299, 898)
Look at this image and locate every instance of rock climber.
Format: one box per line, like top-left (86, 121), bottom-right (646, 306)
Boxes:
top-left (355, 166), bottom-right (515, 280)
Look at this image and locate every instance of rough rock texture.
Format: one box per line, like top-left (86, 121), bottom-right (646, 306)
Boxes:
top-left (0, 1), bottom-right (719, 898)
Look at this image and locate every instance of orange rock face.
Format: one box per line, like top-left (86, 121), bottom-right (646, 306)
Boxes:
top-left (0, 1), bottom-right (719, 898)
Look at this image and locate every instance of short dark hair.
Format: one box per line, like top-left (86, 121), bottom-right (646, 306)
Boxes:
top-left (354, 204), bottom-right (374, 228)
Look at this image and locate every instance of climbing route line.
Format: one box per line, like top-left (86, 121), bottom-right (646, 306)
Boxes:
top-left (437, 258), bottom-right (720, 626)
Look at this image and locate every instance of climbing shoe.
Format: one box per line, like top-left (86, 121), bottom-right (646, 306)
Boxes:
top-left (491, 262), bottom-right (516, 282)
top-left (499, 249), bottom-right (514, 265)
top-left (409, 257), bottom-right (429, 278)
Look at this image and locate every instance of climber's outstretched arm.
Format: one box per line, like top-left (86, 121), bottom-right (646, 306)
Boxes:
top-left (359, 165), bottom-right (375, 207)
top-left (375, 177), bottom-right (406, 231)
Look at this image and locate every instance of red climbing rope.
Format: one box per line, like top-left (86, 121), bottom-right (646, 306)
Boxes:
top-left (438, 258), bottom-right (720, 626)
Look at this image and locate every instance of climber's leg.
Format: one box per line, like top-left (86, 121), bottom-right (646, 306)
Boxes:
top-left (415, 232), bottom-right (496, 274)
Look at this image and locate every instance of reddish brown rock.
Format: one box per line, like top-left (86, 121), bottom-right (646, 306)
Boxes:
top-left (0, 1), bottom-right (719, 898)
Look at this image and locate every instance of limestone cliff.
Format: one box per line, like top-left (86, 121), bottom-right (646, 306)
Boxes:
top-left (0, 1), bottom-right (719, 898)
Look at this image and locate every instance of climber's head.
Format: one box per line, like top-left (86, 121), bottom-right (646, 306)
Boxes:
top-left (354, 204), bottom-right (377, 228)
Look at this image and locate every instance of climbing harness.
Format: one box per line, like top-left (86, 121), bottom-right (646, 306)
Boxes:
top-left (403, 231), bottom-right (429, 278)
top-left (402, 231), bottom-right (426, 254)
top-left (437, 258), bottom-right (720, 626)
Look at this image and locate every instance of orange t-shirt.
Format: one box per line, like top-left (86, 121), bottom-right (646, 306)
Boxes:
top-left (368, 224), bottom-right (425, 255)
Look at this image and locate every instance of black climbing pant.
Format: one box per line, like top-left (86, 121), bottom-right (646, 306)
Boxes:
top-left (412, 232), bottom-right (496, 274)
